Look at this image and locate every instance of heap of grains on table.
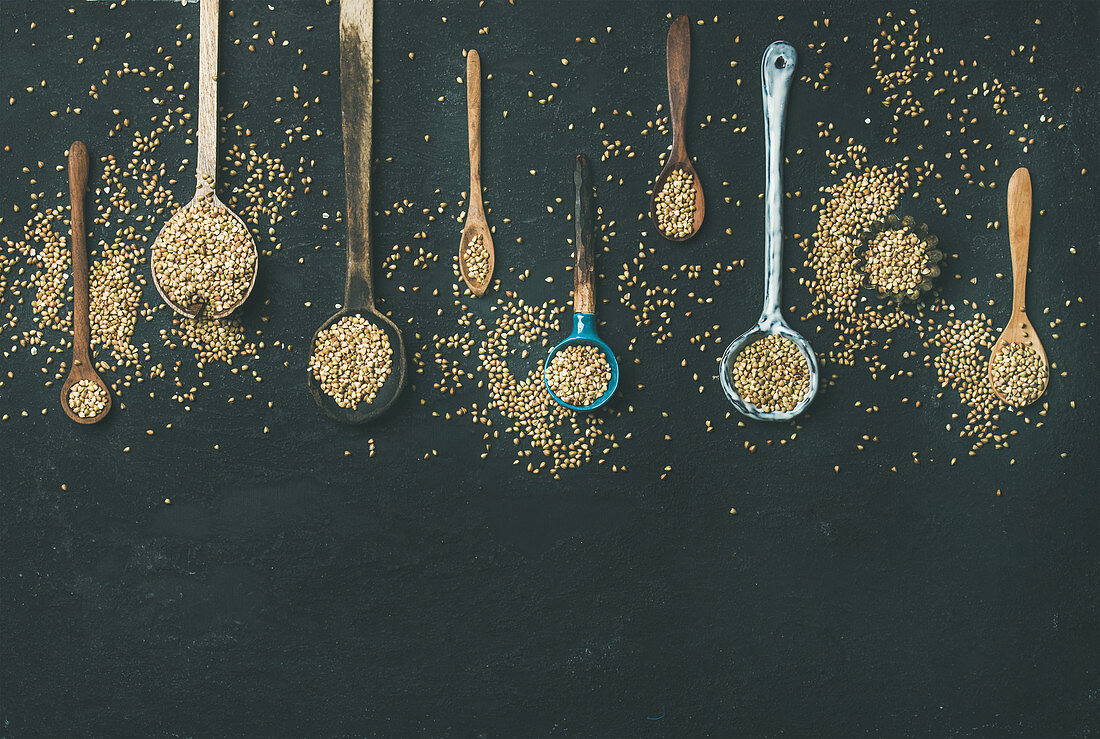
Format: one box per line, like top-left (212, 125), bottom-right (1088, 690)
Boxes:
top-left (989, 342), bottom-right (1047, 407)
top-left (730, 334), bottom-right (811, 414)
top-left (309, 315), bottom-right (394, 408)
top-left (67, 379), bottom-right (109, 418)
top-left (544, 344), bottom-right (612, 408)
top-left (151, 195), bottom-right (257, 315)
top-left (653, 167), bottom-right (696, 238)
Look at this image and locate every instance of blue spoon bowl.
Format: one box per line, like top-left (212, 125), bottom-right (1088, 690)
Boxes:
top-left (544, 313), bottom-right (620, 412)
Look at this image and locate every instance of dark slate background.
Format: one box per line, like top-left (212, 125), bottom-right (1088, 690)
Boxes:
top-left (1, 0), bottom-right (1097, 736)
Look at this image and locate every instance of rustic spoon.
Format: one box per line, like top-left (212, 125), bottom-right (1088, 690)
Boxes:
top-left (649, 14), bottom-right (704, 242)
top-left (459, 49), bottom-right (495, 297)
top-left (543, 154), bottom-right (619, 412)
top-left (719, 42), bottom-right (818, 421)
top-left (308, 0), bottom-right (406, 424)
top-left (988, 167), bottom-right (1049, 405)
top-left (60, 141), bottom-right (112, 425)
top-left (150, 0), bottom-right (257, 319)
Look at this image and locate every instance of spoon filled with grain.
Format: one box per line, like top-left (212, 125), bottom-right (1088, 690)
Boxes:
top-left (60, 142), bottom-right (112, 425)
top-left (987, 167), bottom-right (1049, 407)
top-left (543, 155), bottom-right (619, 412)
top-left (308, 0), bottom-right (406, 424)
top-left (458, 49), bottom-right (495, 297)
top-left (150, 0), bottom-right (257, 319)
top-left (719, 42), bottom-right (818, 421)
top-left (649, 15), bottom-right (704, 242)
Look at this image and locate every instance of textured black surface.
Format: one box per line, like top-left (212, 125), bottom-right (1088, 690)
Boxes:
top-left (1, 1), bottom-right (1098, 736)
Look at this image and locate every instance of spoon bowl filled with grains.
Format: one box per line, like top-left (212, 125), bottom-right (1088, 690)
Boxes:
top-left (988, 167), bottom-right (1049, 407)
top-left (308, 0), bottom-right (406, 424)
top-left (150, 0), bottom-right (258, 319)
top-left (458, 49), bottom-right (496, 297)
top-left (60, 142), bottom-right (112, 425)
top-left (649, 15), bottom-right (705, 242)
top-left (719, 42), bottom-right (819, 421)
top-left (544, 155), bottom-right (619, 411)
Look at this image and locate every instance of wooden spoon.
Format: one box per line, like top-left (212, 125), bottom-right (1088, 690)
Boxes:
top-left (459, 49), bottom-right (495, 297)
top-left (650, 14), bottom-right (704, 242)
top-left (988, 167), bottom-right (1049, 405)
top-left (150, 0), bottom-right (257, 319)
top-left (60, 141), bottom-right (112, 425)
top-left (307, 0), bottom-right (406, 424)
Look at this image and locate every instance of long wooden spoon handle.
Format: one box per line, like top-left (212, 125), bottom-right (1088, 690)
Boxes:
top-left (68, 141), bottom-right (92, 367)
top-left (466, 49), bottom-right (484, 219)
top-left (339, 0), bottom-right (375, 311)
top-left (666, 15), bottom-right (690, 162)
top-left (196, 0), bottom-right (219, 194)
top-left (1007, 167), bottom-right (1032, 316)
top-left (573, 154), bottom-right (596, 315)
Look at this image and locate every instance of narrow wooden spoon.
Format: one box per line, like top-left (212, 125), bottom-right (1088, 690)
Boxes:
top-left (307, 0), bottom-right (406, 424)
top-left (988, 166), bottom-right (1049, 405)
top-left (60, 141), bottom-right (112, 425)
top-left (459, 49), bottom-right (495, 297)
top-left (150, 0), bottom-right (257, 319)
top-left (650, 14), bottom-right (704, 242)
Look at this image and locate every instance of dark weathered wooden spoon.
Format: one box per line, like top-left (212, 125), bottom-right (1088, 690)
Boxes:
top-left (307, 0), bottom-right (406, 424)
top-left (459, 49), bottom-right (495, 297)
top-left (649, 14), bottom-right (704, 242)
top-left (150, 0), bottom-right (257, 319)
top-left (60, 141), bottom-right (112, 425)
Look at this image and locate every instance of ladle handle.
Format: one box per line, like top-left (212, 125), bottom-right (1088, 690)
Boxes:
top-left (339, 0), bottom-right (375, 311)
top-left (67, 141), bottom-right (92, 368)
top-left (760, 41), bottom-right (796, 325)
top-left (1007, 167), bottom-right (1031, 317)
top-left (666, 15), bottom-right (690, 163)
top-left (196, 0), bottom-right (219, 195)
top-left (466, 49), bottom-right (484, 220)
top-left (573, 154), bottom-right (596, 315)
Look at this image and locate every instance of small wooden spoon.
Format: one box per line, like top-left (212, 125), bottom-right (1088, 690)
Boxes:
top-left (308, 0), bottom-right (406, 424)
top-left (988, 167), bottom-right (1049, 405)
top-left (650, 14), bottom-right (704, 242)
top-left (60, 141), bottom-right (112, 425)
top-left (459, 49), bottom-right (495, 297)
top-left (150, 0), bottom-right (257, 319)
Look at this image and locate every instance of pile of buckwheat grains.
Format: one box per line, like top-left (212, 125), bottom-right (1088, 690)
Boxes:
top-left (151, 196), bottom-right (256, 315)
top-left (462, 233), bottom-right (490, 285)
top-left (653, 167), bottom-right (696, 238)
top-left (67, 379), bottom-right (109, 418)
top-left (309, 315), bottom-right (393, 409)
top-left (544, 343), bottom-right (612, 408)
top-left (989, 342), bottom-right (1048, 407)
top-left (730, 335), bottom-right (811, 414)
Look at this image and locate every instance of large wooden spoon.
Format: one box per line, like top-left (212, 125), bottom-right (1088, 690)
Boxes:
top-left (60, 141), bottom-right (112, 425)
top-left (150, 0), bottom-right (257, 319)
top-left (649, 15), bottom-right (704, 242)
top-left (988, 167), bottom-right (1049, 405)
top-left (459, 49), bottom-right (495, 297)
top-left (307, 0), bottom-right (406, 424)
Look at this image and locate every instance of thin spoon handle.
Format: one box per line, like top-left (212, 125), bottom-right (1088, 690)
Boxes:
top-left (573, 154), bottom-right (596, 315)
top-left (760, 41), bottom-right (796, 324)
top-left (68, 141), bottom-right (92, 367)
top-left (339, 0), bottom-right (375, 311)
top-left (466, 49), bottom-right (484, 220)
top-left (1007, 167), bottom-right (1032, 317)
top-left (196, 0), bottom-right (219, 195)
top-left (666, 15), bottom-right (690, 162)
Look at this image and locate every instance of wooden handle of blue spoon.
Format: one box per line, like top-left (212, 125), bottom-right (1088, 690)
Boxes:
top-left (573, 154), bottom-right (596, 315)
top-left (339, 0), bottom-right (375, 312)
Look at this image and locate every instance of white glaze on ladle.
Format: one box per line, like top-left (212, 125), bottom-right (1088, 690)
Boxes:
top-left (719, 42), bottom-right (819, 421)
